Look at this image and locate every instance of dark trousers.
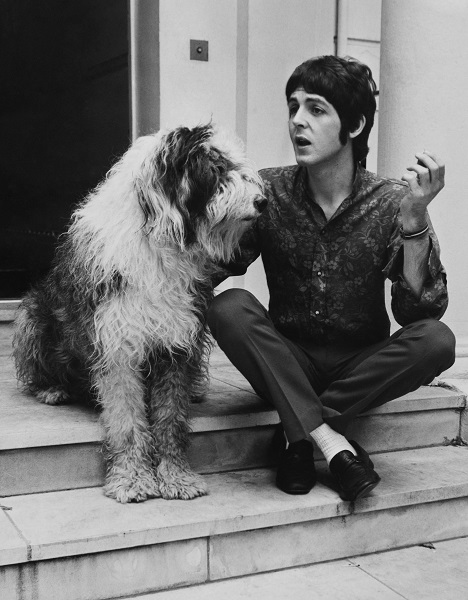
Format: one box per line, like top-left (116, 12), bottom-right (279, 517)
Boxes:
top-left (207, 289), bottom-right (456, 443)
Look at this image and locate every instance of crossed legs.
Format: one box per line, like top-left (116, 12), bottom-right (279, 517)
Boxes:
top-left (208, 289), bottom-right (456, 498)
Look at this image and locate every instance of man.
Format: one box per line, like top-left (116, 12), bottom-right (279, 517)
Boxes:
top-left (207, 55), bottom-right (455, 501)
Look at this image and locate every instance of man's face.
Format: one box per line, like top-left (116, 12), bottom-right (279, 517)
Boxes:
top-left (288, 88), bottom-right (347, 168)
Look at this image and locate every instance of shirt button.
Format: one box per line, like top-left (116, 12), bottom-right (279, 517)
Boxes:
top-left (315, 310), bottom-right (320, 315)
top-left (317, 271), bottom-right (322, 276)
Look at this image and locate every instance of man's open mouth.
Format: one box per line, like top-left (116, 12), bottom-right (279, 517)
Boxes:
top-left (296, 137), bottom-right (311, 147)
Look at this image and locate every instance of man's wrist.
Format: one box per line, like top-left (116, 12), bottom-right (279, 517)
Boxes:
top-left (400, 212), bottom-right (427, 234)
top-left (400, 224), bottom-right (429, 240)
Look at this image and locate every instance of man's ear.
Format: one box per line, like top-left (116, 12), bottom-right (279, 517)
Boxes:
top-left (349, 116), bottom-right (366, 139)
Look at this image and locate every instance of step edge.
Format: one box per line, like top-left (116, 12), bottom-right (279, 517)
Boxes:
top-left (1, 391), bottom-right (465, 451)
top-left (7, 480), bottom-right (468, 566)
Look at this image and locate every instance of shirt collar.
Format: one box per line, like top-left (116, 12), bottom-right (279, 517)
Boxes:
top-left (296, 163), bottom-right (366, 208)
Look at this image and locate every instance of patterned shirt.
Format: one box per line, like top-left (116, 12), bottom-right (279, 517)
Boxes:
top-left (225, 164), bottom-right (448, 346)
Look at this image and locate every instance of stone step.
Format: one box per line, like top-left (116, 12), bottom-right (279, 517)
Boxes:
top-left (123, 537), bottom-right (468, 600)
top-left (0, 372), bottom-right (465, 497)
top-left (2, 446), bottom-right (468, 600)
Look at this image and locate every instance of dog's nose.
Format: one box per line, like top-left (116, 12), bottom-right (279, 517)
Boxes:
top-left (254, 197), bottom-right (268, 213)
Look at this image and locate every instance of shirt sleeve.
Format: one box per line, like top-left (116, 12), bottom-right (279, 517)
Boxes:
top-left (211, 222), bottom-right (261, 287)
top-left (382, 212), bottom-right (449, 325)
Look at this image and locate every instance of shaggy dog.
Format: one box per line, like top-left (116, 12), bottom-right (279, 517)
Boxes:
top-left (13, 123), bottom-right (264, 503)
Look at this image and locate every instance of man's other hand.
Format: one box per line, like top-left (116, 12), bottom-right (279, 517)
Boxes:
top-left (400, 151), bottom-right (445, 230)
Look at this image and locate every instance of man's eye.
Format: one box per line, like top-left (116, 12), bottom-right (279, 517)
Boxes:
top-left (311, 105), bottom-right (325, 115)
top-left (288, 105), bottom-right (298, 117)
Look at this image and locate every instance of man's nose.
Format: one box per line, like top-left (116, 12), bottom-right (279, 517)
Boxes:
top-left (254, 197), bottom-right (268, 213)
top-left (292, 107), bottom-right (307, 127)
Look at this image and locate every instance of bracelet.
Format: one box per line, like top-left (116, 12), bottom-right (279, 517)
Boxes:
top-left (400, 224), bottom-right (429, 240)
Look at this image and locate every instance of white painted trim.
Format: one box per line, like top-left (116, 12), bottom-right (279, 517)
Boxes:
top-left (128, 0), bottom-right (139, 142)
top-left (336, 0), bottom-right (349, 56)
top-left (0, 300), bottom-right (20, 322)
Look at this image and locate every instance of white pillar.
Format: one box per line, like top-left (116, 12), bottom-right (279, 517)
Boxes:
top-left (378, 0), bottom-right (468, 342)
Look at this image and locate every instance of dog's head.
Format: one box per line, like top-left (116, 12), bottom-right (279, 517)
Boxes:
top-left (134, 124), bottom-right (265, 260)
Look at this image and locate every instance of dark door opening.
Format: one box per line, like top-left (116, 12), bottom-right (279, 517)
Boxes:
top-left (1, 0), bottom-right (130, 298)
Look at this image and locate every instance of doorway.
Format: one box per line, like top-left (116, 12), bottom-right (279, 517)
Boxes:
top-left (0, 0), bottom-right (130, 298)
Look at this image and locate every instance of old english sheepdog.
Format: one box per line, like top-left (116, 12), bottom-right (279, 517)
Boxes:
top-left (13, 123), bottom-right (265, 503)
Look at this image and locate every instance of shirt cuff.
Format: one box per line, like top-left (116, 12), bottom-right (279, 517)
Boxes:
top-left (383, 230), bottom-right (443, 283)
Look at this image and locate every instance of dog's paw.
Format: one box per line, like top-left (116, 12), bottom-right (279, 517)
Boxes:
top-left (156, 460), bottom-right (208, 500)
top-left (36, 388), bottom-right (70, 405)
top-left (104, 472), bottom-right (160, 503)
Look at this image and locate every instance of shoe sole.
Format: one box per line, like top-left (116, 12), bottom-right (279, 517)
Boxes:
top-left (276, 480), bottom-right (316, 495)
top-left (277, 487), bottom-right (314, 495)
top-left (341, 475), bottom-right (381, 502)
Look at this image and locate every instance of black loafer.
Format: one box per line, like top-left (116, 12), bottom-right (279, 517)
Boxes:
top-left (276, 439), bottom-right (316, 495)
top-left (329, 440), bottom-right (380, 501)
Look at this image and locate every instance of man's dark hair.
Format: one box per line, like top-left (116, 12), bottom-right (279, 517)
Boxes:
top-left (285, 55), bottom-right (377, 164)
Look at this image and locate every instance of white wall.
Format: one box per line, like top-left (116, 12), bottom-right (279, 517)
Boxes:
top-left (246, 0), bottom-right (336, 170)
top-left (159, 0), bottom-right (238, 132)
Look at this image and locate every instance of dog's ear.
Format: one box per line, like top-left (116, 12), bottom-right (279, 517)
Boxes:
top-left (157, 125), bottom-right (225, 245)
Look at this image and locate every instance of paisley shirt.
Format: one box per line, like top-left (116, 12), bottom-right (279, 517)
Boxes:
top-left (226, 164), bottom-right (448, 346)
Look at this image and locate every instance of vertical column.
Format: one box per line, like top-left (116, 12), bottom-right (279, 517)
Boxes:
top-left (378, 0), bottom-right (468, 340)
top-left (235, 0), bottom-right (249, 145)
top-left (229, 0), bottom-right (250, 290)
top-left (129, 0), bottom-right (160, 140)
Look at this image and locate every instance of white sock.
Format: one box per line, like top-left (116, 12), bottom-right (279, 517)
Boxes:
top-left (309, 423), bottom-right (357, 464)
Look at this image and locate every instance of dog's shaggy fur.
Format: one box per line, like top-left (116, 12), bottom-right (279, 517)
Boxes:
top-left (13, 123), bottom-right (264, 503)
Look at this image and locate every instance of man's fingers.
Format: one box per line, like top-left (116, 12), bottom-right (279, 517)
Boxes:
top-left (403, 165), bottom-right (430, 189)
top-left (415, 150), bottom-right (446, 187)
top-left (401, 170), bottom-right (421, 192)
top-left (402, 150), bottom-right (446, 215)
top-left (418, 149), bottom-right (444, 168)
top-left (406, 164), bottom-right (430, 178)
